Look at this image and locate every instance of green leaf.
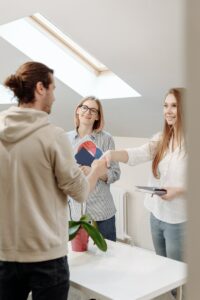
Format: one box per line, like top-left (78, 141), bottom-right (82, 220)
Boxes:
top-left (91, 220), bottom-right (98, 229)
top-left (80, 214), bottom-right (91, 222)
top-left (69, 220), bottom-right (81, 228)
top-left (81, 221), bottom-right (107, 252)
top-left (68, 223), bottom-right (80, 241)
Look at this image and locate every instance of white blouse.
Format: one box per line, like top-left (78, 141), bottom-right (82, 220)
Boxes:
top-left (126, 133), bottom-right (187, 224)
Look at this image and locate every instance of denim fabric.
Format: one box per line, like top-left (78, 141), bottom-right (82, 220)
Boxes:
top-left (0, 256), bottom-right (69, 300)
top-left (150, 213), bottom-right (186, 262)
top-left (96, 215), bottom-right (116, 241)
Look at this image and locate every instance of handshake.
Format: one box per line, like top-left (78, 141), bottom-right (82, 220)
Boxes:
top-left (90, 148), bottom-right (128, 179)
top-left (91, 150), bottom-right (112, 178)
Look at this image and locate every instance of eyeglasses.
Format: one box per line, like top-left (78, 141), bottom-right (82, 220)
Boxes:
top-left (79, 105), bottom-right (99, 115)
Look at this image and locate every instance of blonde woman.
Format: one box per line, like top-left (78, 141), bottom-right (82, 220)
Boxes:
top-left (67, 96), bottom-right (120, 241)
top-left (103, 88), bottom-right (187, 262)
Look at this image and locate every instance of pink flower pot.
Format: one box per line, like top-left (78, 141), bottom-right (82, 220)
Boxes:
top-left (71, 227), bottom-right (89, 252)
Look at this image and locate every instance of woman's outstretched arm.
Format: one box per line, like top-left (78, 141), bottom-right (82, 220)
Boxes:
top-left (102, 150), bottom-right (129, 167)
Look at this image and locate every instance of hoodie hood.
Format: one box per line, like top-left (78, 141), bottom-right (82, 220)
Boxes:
top-left (0, 106), bottom-right (50, 143)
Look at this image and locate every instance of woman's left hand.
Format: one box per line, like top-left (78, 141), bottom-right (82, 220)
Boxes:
top-left (161, 187), bottom-right (185, 200)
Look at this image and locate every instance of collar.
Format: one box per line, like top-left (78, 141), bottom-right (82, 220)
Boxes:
top-left (74, 130), bottom-right (97, 141)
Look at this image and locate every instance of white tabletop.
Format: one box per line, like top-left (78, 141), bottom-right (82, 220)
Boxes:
top-left (68, 240), bottom-right (187, 300)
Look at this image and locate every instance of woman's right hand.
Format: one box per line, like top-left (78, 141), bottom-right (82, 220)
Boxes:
top-left (102, 149), bottom-right (129, 166)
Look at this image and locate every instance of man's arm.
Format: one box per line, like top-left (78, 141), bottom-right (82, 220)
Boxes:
top-left (88, 159), bottom-right (107, 191)
top-left (51, 130), bottom-right (107, 202)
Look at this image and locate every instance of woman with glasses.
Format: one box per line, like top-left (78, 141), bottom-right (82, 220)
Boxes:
top-left (102, 88), bottom-right (187, 263)
top-left (67, 96), bottom-right (121, 241)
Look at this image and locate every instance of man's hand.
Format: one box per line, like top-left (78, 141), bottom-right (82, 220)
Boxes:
top-left (80, 166), bottom-right (91, 176)
top-left (87, 159), bottom-right (108, 192)
top-left (101, 150), bottom-right (112, 168)
top-left (91, 159), bottom-right (107, 178)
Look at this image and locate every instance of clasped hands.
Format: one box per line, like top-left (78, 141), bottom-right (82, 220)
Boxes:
top-left (79, 151), bottom-right (111, 179)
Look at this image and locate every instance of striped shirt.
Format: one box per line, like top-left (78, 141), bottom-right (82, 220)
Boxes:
top-left (67, 130), bottom-right (121, 221)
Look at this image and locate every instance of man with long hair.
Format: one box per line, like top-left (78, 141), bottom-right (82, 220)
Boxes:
top-left (0, 61), bottom-right (107, 300)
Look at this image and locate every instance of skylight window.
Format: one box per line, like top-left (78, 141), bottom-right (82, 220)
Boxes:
top-left (31, 13), bottom-right (108, 73)
top-left (0, 14), bottom-right (141, 100)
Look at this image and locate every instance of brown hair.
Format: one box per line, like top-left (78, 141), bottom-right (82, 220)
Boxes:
top-left (4, 61), bottom-right (54, 104)
top-left (152, 88), bottom-right (185, 178)
top-left (74, 96), bottom-right (105, 132)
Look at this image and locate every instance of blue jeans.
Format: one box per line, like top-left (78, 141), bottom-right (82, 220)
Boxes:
top-left (0, 256), bottom-right (69, 300)
top-left (150, 213), bottom-right (186, 262)
top-left (96, 215), bottom-right (116, 241)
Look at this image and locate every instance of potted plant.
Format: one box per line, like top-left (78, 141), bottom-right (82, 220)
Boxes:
top-left (69, 214), bottom-right (107, 252)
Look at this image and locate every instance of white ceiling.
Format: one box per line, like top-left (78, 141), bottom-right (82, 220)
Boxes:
top-left (0, 0), bottom-right (186, 137)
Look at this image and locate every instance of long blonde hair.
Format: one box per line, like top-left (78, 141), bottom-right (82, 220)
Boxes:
top-left (152, 88), bottom-right (185, 178)
top-left (74, 96), bottom-right (105, 132)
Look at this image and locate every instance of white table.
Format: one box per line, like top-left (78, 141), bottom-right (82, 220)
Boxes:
top-left (68, 240), bottom-right (187, 300)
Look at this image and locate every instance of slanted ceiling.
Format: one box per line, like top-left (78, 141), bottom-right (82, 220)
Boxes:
top-left (0, 0), bottom-right (186, 137)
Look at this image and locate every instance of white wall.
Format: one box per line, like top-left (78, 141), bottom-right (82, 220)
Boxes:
top-left (187, 0), bottom-right (200, 298)
top-left (113, 136), bottom-right (154, 251)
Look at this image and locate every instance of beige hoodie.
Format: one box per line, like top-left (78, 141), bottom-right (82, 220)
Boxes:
top-left (0, 106), bottom-right (89, 262)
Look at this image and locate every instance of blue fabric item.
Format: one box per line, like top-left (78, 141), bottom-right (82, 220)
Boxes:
top-left (75, 147), bottom-right (95, 166)
top-left (96, 215), bottom-right (116, 242)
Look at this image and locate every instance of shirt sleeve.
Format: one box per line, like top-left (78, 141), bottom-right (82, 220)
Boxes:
top-left (126, 132), bottom-right (161, 166)
top-left (50, 129), bottom-right (89, 203)
top-left (105, 135), bottom-right (121, 184)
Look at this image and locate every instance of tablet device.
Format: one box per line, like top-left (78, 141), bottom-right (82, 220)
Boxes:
top-left (135, 186), bottom-right (167, 195)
